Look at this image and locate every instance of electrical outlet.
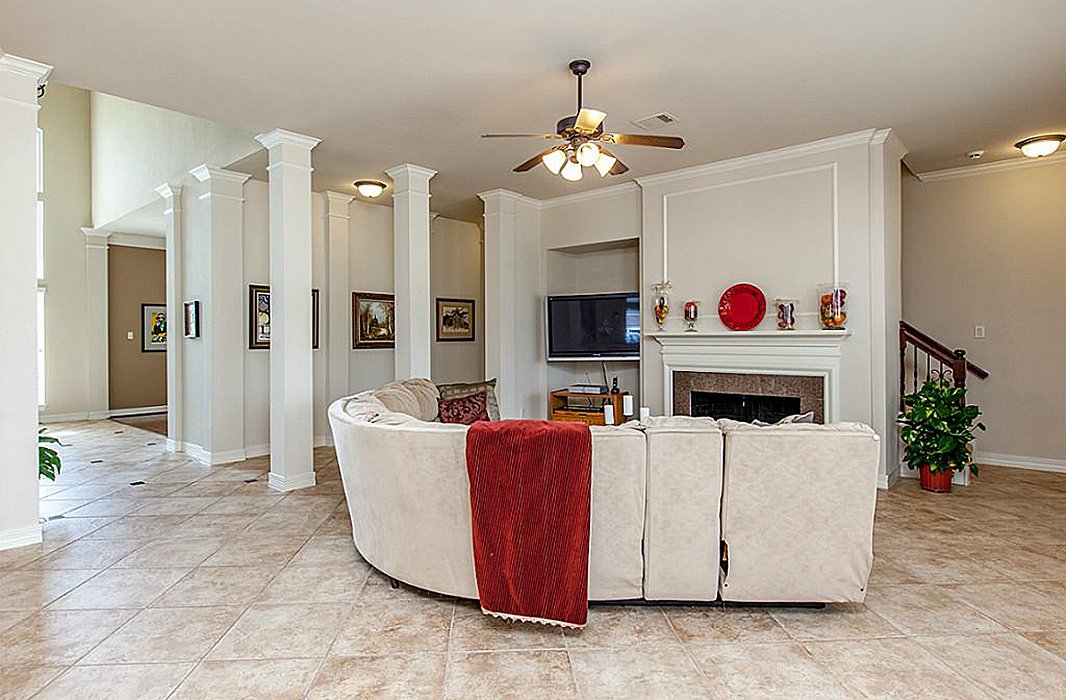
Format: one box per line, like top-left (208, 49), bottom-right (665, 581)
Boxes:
top-left (127, 330), bottom-right (135, 341)
top-left (974, 325), bottom-right (986, 339)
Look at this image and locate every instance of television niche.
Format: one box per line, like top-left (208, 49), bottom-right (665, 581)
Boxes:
top-left (546, 293), bottom-right (641, 361)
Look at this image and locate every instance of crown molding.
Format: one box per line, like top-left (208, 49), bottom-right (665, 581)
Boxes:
top-left (385, 163), bottom-right (438, 181)
top-left (538, 181), bottom-right (641, 209)
top-left (914, 152), bottom-right (1066, 183)
top-left (82, 227), bottom-right (112, 248)
top-left (0, 54), bottom-right (53, 84)
top-left (255, 128), bottom-right (321, 151)
top-left (190, 164), bottom-right (252, 185)
top-left (476, 188), bottom-right (540, 207)
top-left (635, 129), bottom-right (883, 188)
top-left (154, 183), bottom-right (183, 200)
top-left (108, 232), bottom-right (166, 250)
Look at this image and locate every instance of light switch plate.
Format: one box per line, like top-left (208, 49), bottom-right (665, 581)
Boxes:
top-left (127, 331), bottom-right (135, 341)
top-left (974, 325), bottom-right (986, 339)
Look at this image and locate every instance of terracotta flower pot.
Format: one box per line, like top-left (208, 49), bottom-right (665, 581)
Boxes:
top-left (919, 464), bottom-right (953, 493)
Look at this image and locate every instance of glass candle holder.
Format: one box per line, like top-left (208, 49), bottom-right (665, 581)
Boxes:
top-left (818, 284), bottom-right (848, 330)
top-left (774, 298), bottom-right (798, 330)
top-left (651, 282), bottom-right (671, 329)
top-left (683, 300), bottom-right (700, 332)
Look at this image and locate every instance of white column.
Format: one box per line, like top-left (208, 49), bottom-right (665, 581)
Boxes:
top-left (385, 164), bottom-right (436, 380)
top-left (479, 189), bottom-right (521, 418)
top-left (0, 53), bottom-right (51, 550)
top-left (82, 227), bottom-right (112, 419)
top-left (190, 165), bottom-right (249, 463)
top-left (256, 129), bottom-right (320, 492)
top-left (325, 191), bottom-right (353, 403)
top-left (155, 183), bottom-right (183, 452)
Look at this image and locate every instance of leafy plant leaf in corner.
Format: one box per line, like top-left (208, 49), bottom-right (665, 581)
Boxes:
top-left (897, 379), bottom-right (985, 477)
top-left (38, 426), bottom-right (63, 481)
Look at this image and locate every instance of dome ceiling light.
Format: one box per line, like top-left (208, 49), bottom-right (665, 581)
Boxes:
top-left (354, 179), bottom-right (387, 198)
top-left (1014, 134), bottom-right (1065, 158)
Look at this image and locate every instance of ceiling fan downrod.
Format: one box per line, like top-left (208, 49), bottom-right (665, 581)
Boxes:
top-left (569, 59), bottom-right (591, 112)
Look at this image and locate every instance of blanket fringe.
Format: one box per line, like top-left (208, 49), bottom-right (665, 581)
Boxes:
top-left (481, 606), bottom-right (586, 629)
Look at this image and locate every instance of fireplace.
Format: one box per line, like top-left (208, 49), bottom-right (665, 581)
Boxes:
top-left (690, 391), bottom-right (802, 423)
top-left (673, 371), bottom-right (824, 423)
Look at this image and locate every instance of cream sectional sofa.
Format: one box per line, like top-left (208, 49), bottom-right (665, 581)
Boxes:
top-left (328, 379), bottom-right (880, 604)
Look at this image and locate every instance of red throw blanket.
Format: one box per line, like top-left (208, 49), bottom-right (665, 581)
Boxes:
top-left (466, 420), bottom-right (592, 627)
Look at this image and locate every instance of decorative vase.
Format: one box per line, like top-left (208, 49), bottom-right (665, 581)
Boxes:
top-left (683, 300), bottom-right (700, 332)
top-left (919, 464), bottom-right (953, 493)
top-left (774, 298), bottom-right (798, 330)
top-left (818, 283), bottom-right (848, 330)
top-left (652, 281), bottom-right (672, 329)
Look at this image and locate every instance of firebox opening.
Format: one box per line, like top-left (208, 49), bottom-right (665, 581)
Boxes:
top-left (690, 391), bottom-right (802, 423)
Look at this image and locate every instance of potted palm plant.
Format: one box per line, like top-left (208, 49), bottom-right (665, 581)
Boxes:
top-left (897, 379), bottom-right (985, 493)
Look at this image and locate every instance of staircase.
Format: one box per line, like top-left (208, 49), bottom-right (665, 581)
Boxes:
top-left (899, 320), bottom-right (989, 409)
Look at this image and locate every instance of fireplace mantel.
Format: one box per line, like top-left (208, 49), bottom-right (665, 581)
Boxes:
top-left (648, 330), bottom-right (851, 421)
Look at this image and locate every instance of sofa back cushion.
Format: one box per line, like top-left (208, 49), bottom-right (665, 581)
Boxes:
top-left (438, 378), bottom-right (500, 420)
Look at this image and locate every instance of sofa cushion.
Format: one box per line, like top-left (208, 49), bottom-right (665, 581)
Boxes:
top-left (438, 378), bottom-right (500, 420)
top-left (343, 393), bottom-right (388, 421)
top-left (399, 378), bottom-right (441, 422)
top-left (438, 391), bottom-right (490, 424)
top-left (373, 384), bottom-right (423, 418)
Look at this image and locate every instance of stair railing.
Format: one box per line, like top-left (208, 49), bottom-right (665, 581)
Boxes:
top-left (899, 320), bottom-right (988, 409)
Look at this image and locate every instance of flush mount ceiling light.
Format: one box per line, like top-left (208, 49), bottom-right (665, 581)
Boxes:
top-left (1014, 134), bottom-right (1065, 158)
top-left (353, 179), bottom-right (387, 198)
top-left (482, 59), bottom-right (685, 182)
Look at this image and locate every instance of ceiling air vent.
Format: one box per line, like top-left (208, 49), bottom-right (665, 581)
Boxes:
top-left (631, 112), bottom-right (680, 130)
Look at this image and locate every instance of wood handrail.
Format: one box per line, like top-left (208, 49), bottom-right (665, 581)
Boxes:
top-left (899, 321), bottom-right (989, 379)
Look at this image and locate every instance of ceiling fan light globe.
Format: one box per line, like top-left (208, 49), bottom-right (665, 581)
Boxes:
top-left (1015, 134), bottom-right (1065, 158)
top-left (542, 149), bottom-right (567, 174)
top-left (354, 180), bottom-right (386, 198)
top-left (576, 142), bottom-right (601, 167)
top-left (594, 152), bottom-right (617, 177)
top-left (561, 159), bottom-right (583, 181)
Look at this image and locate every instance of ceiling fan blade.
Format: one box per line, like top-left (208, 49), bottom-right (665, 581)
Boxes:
top-left (574, 108), bottom-right (607, 133)
top-left (482, 133), bottom-right (563, 139)
top-left (604, 133), bottom-right (685, 149)
top-left (513, 146), bottom-right (561, 173)
top-left (597, 146), bottom-right (629, 176)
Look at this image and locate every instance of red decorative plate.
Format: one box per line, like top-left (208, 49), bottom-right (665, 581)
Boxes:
top-left (718, 283), bottom-right (766, 331)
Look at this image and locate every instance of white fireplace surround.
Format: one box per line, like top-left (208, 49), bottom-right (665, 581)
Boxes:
top-left (649, 330), bottom-right (851, 423)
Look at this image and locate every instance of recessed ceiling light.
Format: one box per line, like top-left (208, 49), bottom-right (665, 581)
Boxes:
top-left (354, 179), bottom-right (387, 198)
top-left (1014, 134), bottom-right (1065, 158)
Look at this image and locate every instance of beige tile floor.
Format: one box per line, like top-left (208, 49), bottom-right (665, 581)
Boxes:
top-left (3, 420), bottom-right (1065, 699)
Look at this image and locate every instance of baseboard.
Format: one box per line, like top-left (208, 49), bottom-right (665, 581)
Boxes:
top-left (314, 434), bottom-right (333, 448)
top-left (974, 451), bottom-right (1066, 474)
top-left (38, 411), bottom-right (90, 423)
top-left (0, 524), bottom-right (42, 551)
top-left (183, 443), bottom-right (246, 466)
top-left (87, 410), bottom-right (111, 420)
top-left (108, 405), bottom-right (167, 418)
top-left (878, 466), bottom-right (900, 490)
top-left (268, 471), bottom-right (317, 492)
top-left (165, 438), bottom-right (179, 452)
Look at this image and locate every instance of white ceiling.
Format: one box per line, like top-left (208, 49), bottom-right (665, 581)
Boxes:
top-left (4, 0), bottom-right (1065, 221)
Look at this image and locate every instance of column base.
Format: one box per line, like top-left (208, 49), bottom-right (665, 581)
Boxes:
top-left (0, 524), bottom-right (42, 551)
top-left (268, 471), bottom-right (317, 492)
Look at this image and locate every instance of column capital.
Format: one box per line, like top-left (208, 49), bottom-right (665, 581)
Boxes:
top-left (190, 164), bottom-right (251, 185)
top-left (325, 191), bottom-right (354, 218)
top-left (154, 182), bottom-right (183, 201)
top-left (0, 54), bottom-right (53, 85)
top-left (385, 164), bottom-right (437, 195)
top-left (255, 129), bottom-right (321, 151)
top-left (82, 227), bottom-right (112, 248)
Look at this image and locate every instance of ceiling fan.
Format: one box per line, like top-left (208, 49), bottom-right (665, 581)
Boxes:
top-left (482, 59), bottom-right (685, 181)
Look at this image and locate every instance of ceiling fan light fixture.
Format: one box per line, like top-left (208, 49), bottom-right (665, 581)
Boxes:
top-left (594, 152), bottom-right (617, 177)
top-left (542, 149), bottom-right (567, 174)
top-left (1014, 134), bottom-right (1065, 158)
top-left (354, 179), bottom-right (387, 198)
top-left (576, 141), bottom-right (601, 167)
top-left (561, 158), bottom-right (583, 181)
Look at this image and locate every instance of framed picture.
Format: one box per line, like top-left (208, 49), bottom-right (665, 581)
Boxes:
top-left (183, 300), bottom-right (201, 339)
top-left (436, 298), bottom-right (475, 342)
top-left (249, 284), bottom-right (270, 349)
top-left (353, 292), bottom-right (395, 349)
top-left (141, 303), bottom-right (167, 352)
top-left (311, 289), bottom-right (320, 350)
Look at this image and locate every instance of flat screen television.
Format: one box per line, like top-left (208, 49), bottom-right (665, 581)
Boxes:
top-left (546, 292), bottom-right (641, 361)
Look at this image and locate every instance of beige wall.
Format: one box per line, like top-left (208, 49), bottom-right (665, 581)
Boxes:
top-left (108, 245), bottom-right (166, 409)
top-left (430, 217), bottom-right (484, 384)
top-left (902, 161), bottom-right (1066, 465)
top-left (38, 83), bottom-right (92, 418)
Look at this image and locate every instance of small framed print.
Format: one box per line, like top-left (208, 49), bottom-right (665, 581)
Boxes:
top-left (142, 303), bottom-right (167, 352)
top-left (183, 300), bottom-right (201, 339)
top-left (353, 292), bottom-right (395, 349)
top-left (436, 298), bottom-right (475, 342)
top-left (248, 284), bottom-right (270, 350)
top-left (311, 289), bottom-right (320, 350)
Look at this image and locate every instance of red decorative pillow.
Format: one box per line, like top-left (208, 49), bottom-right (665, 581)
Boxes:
top-left (438, 390), bottom-right (490, 425)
